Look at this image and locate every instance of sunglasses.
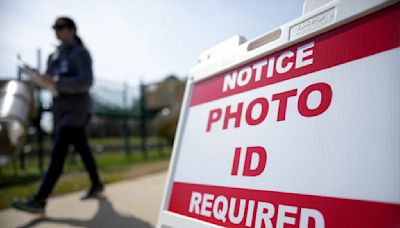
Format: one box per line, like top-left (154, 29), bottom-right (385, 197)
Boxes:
top-left (53, 24), bottom-right (68, 31)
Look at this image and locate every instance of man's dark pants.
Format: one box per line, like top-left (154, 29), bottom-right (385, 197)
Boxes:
top-left (34, 126), bottom-right (101, 201)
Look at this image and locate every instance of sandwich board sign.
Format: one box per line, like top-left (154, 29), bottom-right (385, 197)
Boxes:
top-left (157, 0), bottom-right (400, 227)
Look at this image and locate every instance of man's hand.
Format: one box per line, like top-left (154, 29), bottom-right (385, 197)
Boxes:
top-left (38, 75), bottom-right (55, 87)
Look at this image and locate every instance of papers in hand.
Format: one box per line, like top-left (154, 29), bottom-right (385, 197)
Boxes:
top-left (17, 60), bottom-right (58, 97)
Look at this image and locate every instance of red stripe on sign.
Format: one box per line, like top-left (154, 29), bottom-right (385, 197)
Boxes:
top-left (168, 182), bottom-right (400, 228)
top-left (190, 3), bottom-right (400, 106)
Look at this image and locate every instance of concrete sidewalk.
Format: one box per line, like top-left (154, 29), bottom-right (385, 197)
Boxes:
top-left (0, 171), bottom-right (168, 228)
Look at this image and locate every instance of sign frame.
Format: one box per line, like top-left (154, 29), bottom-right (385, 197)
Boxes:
top-left (157, 0), bottom-right (400, 227)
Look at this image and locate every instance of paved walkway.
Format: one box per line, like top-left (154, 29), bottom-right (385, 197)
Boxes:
top-left (0, 171), bottom-right (168, 228)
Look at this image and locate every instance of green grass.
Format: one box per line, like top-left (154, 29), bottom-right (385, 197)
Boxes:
top-left (0, 149), bottom-right (171, 210)
top-left (90, 136), bottom-right (167, 145)
top-left (32, 136), bottom-right (168, 151)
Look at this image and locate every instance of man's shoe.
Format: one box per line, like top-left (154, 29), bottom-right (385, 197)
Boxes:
top-left (81, 184), bottom-right (104, 200)
top-left (11, 198), bottom-right (46, 214)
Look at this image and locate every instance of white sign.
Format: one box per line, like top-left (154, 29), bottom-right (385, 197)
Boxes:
top-left (158, 1), bottom-right (400, 227)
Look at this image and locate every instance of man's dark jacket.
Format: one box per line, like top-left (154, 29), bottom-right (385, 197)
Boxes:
top-left (46, 42), bottom-right (93, 129)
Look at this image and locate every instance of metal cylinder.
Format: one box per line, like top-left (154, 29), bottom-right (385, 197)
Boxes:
top-left (0, 80), bottom-right (33, 155)
top-left (0, 80), bottom-right (33, 125)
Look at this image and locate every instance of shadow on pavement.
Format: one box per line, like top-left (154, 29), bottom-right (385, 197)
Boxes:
top-left (17, 197), bottom-right (153, 228)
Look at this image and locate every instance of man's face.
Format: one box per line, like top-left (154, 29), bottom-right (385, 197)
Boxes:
top-left (54, 25), bottom-right (75, 42)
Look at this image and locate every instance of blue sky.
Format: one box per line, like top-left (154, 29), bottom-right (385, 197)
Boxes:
top-left (0, 0), bottom-right (303, 85)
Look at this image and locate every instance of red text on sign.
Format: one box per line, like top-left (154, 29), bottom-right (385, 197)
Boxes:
top-left (231, 146), bottom-right (267, 177)
top-left (206, 82), bottom-right (332, 132)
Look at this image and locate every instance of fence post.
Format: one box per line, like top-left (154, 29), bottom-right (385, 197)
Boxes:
top-left (36, 49), bottom-right (44, 174)
top-left (139, 82), bottom-right (147, 158)
top-left (36, 101), bottom-right (45, 174)
top-left (16, 58), bottom-right (26, 170)
top-left (123, 82), bottom-right (131, 155)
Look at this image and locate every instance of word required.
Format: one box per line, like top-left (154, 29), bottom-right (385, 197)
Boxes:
top-left (207, 82), bottom-right (332, 132)
top-left (189, 191), bottom-right (325, 228)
